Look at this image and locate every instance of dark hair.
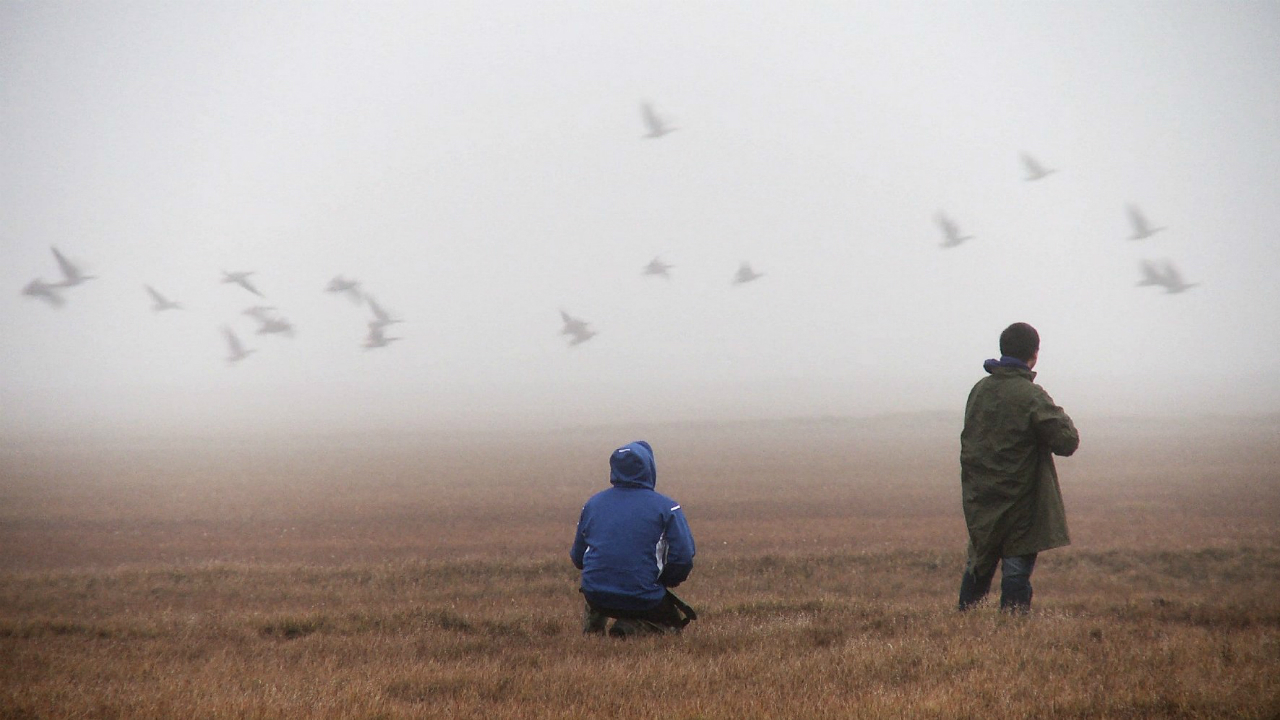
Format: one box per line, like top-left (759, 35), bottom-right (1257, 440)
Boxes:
top-left (999, 322), bottom-right (1040, 362)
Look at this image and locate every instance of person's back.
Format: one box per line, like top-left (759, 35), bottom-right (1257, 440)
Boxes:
top-left (570, 441), bottom-right (696, 636)
top-left (958, 323), bottom-right (1079, 612)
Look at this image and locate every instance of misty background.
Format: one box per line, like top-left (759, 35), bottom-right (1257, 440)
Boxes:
top-left (3, 2), bottom-right (1278, 439)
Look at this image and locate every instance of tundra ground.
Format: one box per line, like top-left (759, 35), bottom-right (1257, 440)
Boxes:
top-left (2, 415), bottom-right (1277, 718)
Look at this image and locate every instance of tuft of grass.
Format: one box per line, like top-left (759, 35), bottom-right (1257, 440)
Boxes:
top-left (803, 623), bottom-right (846, 648)
top-left (428, 608), bottom-right (474, 633)
top-left (0, 619), bottom-right (114, 639)
top-left (384, 677), bottom-right (467, 703)
top-left (259, 614), bottom-right (327, 639)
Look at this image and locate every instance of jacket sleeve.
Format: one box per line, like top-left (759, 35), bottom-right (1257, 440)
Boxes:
top-left (569, 505), bottom-right (589, 570)
top-left (1032, 390), bottom-right (1079, 457)
top-left (658, 505), bottom-right (695, 587)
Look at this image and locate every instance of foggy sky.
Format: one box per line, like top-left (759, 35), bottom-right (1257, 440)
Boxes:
top-left (3, 2), bottom-right (1279, 437)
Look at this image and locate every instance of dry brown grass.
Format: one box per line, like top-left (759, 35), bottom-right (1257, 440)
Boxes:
top-left (2, 416), bottom-right (1278, 718)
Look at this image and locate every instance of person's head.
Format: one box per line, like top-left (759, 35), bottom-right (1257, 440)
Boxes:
top-left (999, 322), bottom-right (1040, 368)
top-left (609, 440), bottom-right (656, 490)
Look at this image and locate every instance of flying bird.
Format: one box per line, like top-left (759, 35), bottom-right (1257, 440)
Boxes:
top-left (1127, 205), bottom-right (1165, 240)
top-left (1136, 260), bottom-right (1166, 288)
top-left (937, 212), bottom-right (972, 248)
top-left (559, 310), bottom-right (597, 345)
top-left (222, 271), bottom-right (264, 297)
top-left (145, 285), bottom-right (182, 311)
top-left (560, 310), bottom-right (590, 336)
top-left (21, 279), bottom-right (65, 307)
top-left (641, 102), bottom-right (676, 139)
top-left (1021, 152), bottom-right (1056, 181)
top-left (240, 305), bottom-right (293, 335)
top-left (255, 317), bottom-right (295, 336)
top-left (51, 247), bottom-right (96, 287)
top-left (222, 326), bottom-right (254, 364)
top-left (1137, 260), bottom-right (1198, 294)
top-left (364, 294), bottom-right (401, 329)
top-left (642, 257), bottom-right (674, 279)
top-left (363, 325), bottom-right (400, 349)
top-left (567, 327), bottom-right (597, 346)
top-left (1159, 263), bottom-right (1197, 294)
top-left (1158, 261), bottom-right (1197, 294)
top-left (732, 262), bottom-right (763, 285)
top-left (242, 305), bottom-right (278, 321)
top-left (325, 275), bottom-right (362, 303)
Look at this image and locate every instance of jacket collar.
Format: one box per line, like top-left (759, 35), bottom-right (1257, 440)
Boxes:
top-left (983, 356), bottom-right (1036, 380)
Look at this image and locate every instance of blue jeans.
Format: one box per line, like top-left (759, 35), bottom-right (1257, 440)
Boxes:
top-left (957, 553), bottom-right (1038, 612)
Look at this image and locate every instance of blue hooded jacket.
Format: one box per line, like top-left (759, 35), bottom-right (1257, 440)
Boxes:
top-left (570, 441), bottom-right (696, 611)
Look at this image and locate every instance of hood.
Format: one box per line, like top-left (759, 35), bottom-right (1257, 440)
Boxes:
top-left (609, 440), bottom-right (656, 490)
top-left (983, 355), bottom-right (1036, 379)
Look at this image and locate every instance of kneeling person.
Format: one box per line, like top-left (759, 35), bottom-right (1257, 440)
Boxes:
top-left (570, 441), bottom-right (696, 636)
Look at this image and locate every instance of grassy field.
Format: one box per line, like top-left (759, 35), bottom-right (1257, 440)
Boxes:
top-left (2, 415), bottom-right (1278, 718)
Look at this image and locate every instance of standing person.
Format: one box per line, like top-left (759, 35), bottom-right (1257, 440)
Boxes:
top-left (957, 323), bottom-right (1079, 613)
top-left (570, 440), bottom-right (697, 636)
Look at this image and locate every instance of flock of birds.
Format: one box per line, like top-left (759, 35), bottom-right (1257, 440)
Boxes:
top-left (20, 249), bottom-right (404, 364)
top-left (20, 102), bottom-right (1199, 360)
top-left (557, 106), bottom-right (1199, 346)
top-left (933, 152), bottom-right (1197, 294)
top-left (557, 256), bottom-right (763, 346)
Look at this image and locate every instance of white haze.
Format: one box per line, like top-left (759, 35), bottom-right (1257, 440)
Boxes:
top-left (2, 2), bottom-right (1278, 438)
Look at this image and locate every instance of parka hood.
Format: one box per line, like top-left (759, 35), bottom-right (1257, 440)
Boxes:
top-left (983, 356), bottom-right (1036, 379)
top-left (609, 441), bottom-right (656, 489)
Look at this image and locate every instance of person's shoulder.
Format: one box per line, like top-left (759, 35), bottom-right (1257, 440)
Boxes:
top-left (971, 371), bottom-right (1042, 407)
top-left (1027, 380), bottom-right (1064, 409)
top-left (1023, 376), bottom-right (1053, 396)
top-left (969, 372), bottom-right (1009, 396)
top-left (583, 486), bottom-right (618, 505)
top-left (652, 490), bottom-right (683, 510)
top-left (989, 368), bottom-right (1038, 388)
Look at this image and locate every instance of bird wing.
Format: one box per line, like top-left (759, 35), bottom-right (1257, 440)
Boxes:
top-left (641, 103), bottom-right (664, 133)
top-left (24, 280), bottom-right (65, 306)
top-left (39, 286), bottom-right (65, 306)
top-left (223, 328), bottom-right (244, 354)
top-left (560, 310), bottom-right (586, 331)
top-left (1128, 206), bottom-right (1148, 233)
top-left (52, 247), bottom-right (78, 279)
top-left (1021, 153), bottom-right (1048, 176)
top-left (145, 285), bottom-right (167, 304)
top-left (367, 296), bottom-right (390, 321)
top-left (239, 278), bottom-right (263, 296)
top-left (1139, 260), bottom-right (1162, 282)
top-left (1162, 262), bottom-right (1185, 286)
top-left (937, 214), bottom-right (958, 236)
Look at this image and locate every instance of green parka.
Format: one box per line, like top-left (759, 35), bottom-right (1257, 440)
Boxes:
top-left (960, 365), bottom-right (1079, 575)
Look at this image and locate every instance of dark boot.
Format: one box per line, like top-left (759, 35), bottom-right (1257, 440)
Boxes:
top-left (583, 602), bottom-right (608, 635)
